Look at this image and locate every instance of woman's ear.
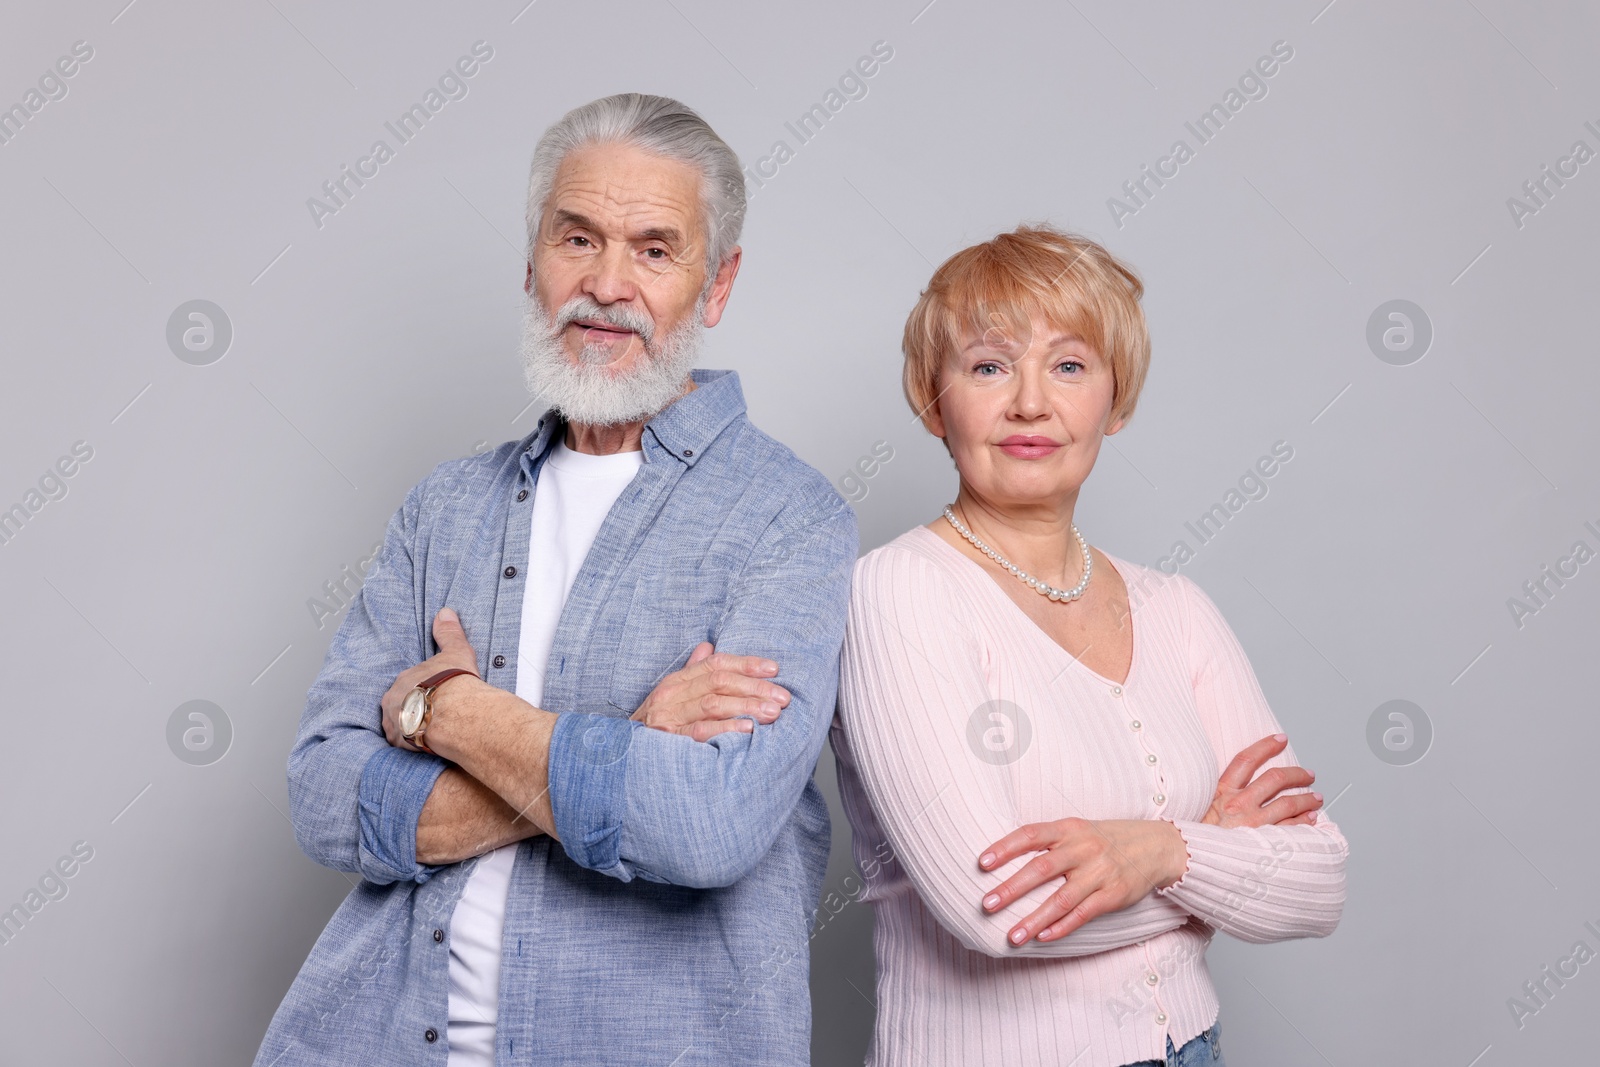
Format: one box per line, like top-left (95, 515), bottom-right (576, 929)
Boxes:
top-left (921, 375), bottom-right (947, 439)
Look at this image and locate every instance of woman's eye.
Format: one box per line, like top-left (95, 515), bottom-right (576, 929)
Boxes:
top-left (1057, 360), bottom-right (1084, 374)
top-left (974, 362), bottom-right (1001, 376)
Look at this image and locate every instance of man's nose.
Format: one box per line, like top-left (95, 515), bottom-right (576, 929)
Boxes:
top-left (581, 246), bottom-right (637, 305)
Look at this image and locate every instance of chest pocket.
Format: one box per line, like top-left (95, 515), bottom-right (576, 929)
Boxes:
top-left (606, 571), bottom-right (727, 714)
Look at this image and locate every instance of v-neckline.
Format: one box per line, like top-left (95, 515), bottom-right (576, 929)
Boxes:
top-left (914, 524), bottom-right (1140, 690)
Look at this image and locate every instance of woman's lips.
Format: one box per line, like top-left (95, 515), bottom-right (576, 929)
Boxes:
top-left (997, 436), bottom-right (1061, 458)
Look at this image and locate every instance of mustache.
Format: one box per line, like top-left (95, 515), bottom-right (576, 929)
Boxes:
top-left (551, 297), bottom-right (655, 346)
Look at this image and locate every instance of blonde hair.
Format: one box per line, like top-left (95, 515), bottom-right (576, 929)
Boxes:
top-left (902, 224), bottom-right (1151, 432)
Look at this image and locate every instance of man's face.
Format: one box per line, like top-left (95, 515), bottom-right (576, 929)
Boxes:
top-left (528, 141), bottom-right (726, 373)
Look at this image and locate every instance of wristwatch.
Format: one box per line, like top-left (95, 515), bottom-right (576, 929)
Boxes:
top-left (399, 668), bottom-right (478, 754)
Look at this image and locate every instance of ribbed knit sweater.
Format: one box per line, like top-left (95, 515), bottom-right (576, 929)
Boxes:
top-left (830, 525), bottom-right (1348, 1067)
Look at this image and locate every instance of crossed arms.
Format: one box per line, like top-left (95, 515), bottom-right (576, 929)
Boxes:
top-left (285, 474), bottom-right (857, 889)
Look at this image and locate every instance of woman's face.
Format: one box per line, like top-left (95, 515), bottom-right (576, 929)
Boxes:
top-left (927, 313), bottom-right (1125, 511)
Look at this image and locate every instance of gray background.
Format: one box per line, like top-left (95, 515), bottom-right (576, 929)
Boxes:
top-left (1, 0), bottom-right (1594, 1063)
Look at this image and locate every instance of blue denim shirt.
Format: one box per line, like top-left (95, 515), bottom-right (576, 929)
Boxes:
top-left (253, 369), bottom-right (857, 1067)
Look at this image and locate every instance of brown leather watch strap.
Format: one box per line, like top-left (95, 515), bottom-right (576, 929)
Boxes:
top-left (409, 668), bottom-right (479, 754)
top-left (419, 667), bottom-right (478, 692)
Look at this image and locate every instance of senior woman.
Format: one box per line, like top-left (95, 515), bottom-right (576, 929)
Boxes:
top-left (830, 225), bottom-right (1348, 1067)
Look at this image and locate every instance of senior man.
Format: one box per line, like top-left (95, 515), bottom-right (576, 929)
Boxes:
top-left (253, 94), bottom-right (857, 1067)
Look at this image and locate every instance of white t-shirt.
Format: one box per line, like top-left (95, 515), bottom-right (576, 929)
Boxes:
top-left (445, 437), bottom-right (643, 1066)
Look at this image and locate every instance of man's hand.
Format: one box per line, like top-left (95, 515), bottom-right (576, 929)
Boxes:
top-left (631, 642), bottom-right (790, 742)
top-left (1203, 733), bottom-right (1323, 828)
top-left (380, 607), bottom-right (482, 751)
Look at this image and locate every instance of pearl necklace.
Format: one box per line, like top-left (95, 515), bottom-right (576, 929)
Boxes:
top-left (942, 504), bottom-right (1093, 603)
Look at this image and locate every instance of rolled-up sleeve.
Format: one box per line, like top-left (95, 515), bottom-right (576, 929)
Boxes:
top-left (285, 478), bottom-right (448, 886)
top-left (547, 499), bottom-right (857, 888)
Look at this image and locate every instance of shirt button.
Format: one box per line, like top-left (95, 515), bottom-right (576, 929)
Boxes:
top-left (683, 448), bottom-right (694, 457)
top-left (1146, 753), bottom-right (1158, 765)
top-left (433, 928), bottom-right (444, 943)
top-left (1129, 720), bottom-right (1142, 731)
top-left (492, 654), bottom-right (506, 669)
top-left (1153, 793), bottom-right (1166, 805)
top-left (425, 1028), bottom-right (438, 1043)
top-left (516, 489), bottom-right (528, 501)
top-left (504, 566), bottom-right (518, 579)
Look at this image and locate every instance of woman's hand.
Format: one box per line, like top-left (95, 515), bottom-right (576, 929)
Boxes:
top-left (976, 818), bottom-right (1190, 946)
top-left (631, 642), bottom-right (790, 741)
top-left (1204, 733), bottom-right (1323, 828)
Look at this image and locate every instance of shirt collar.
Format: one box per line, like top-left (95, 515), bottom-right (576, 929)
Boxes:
top-left (519, 368), bottom-right (746, 472)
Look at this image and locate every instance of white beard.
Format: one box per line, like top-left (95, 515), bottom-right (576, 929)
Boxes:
top-left (519, 294), bottom-right (704, 427)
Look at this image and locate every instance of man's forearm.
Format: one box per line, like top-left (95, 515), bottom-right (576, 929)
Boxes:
top-left (423, 677), bottom-right (560, 844)
top-left (415, 766), bottom-right (544, 865)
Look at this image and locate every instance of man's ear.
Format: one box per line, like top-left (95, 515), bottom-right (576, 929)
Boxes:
top-left (700, 247), bottom-right (742, 328)
top-left (524, 260), bottom-right (533, 295)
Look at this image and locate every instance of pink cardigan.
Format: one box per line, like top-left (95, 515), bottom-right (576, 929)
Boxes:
top-left (831, 526), bottom-right (1348, 1067)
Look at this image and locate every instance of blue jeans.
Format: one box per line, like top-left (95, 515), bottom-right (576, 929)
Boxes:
top-left (1122, 1019), bottom-right (1225, 1066)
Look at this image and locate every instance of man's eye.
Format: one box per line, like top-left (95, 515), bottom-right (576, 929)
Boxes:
top-left (567, 236), bottom-right (591, 247)
top-left (645, 248), bottom-right (668, 260)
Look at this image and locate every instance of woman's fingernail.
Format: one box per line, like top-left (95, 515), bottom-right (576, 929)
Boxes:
top-left (1274, 733), bottom-right (1287, 742)
top-left (983, 894), bottom-right (1000, 910)
top-left (1312, 792), bottom-right (1323, 802)
top-left (1010, 928), bottom-right (1027, 945)
top-left (979, 852), bottom-right (995, 868)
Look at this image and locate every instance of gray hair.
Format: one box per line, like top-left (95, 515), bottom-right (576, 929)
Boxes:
top-left (524, 93), bottom-right (746, 277)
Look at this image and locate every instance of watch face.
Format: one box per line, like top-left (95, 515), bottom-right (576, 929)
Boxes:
top-left (399, 688), bottom-right (427, 736)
